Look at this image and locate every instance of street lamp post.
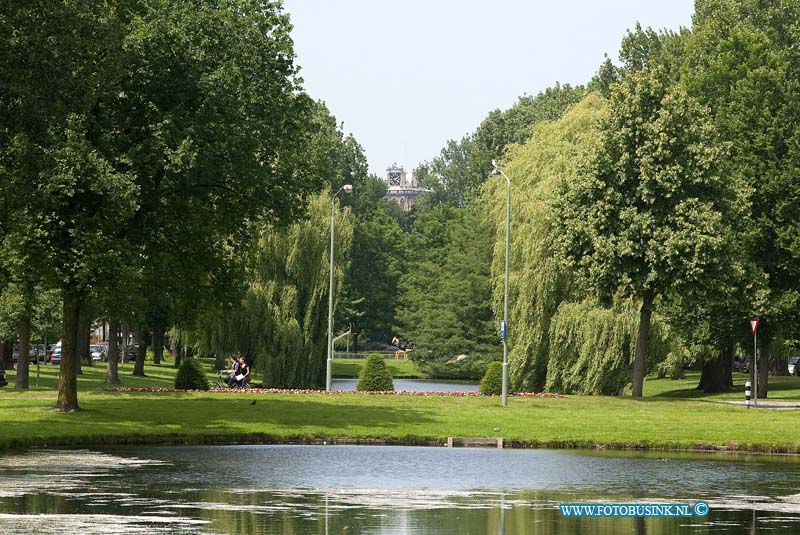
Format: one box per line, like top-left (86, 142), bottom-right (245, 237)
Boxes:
top-left (491, 160), bottom-right (511, 406)
top-left (326, 184), bottom-right (352, 391)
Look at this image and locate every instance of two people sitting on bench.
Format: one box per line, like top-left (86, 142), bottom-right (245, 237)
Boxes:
top-left (224, 354), bottom-right (250, 389)
top-left (391, 336), bottom-right (409, 361)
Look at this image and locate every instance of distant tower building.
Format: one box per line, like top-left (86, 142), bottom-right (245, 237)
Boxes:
top-left (384, 163), bottom-right (428, 211)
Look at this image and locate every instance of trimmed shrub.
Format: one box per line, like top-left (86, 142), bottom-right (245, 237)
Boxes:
top-left (357, 353), bottom-right (394, 391)
top-left (480, 362), bottom-right (503, 395)
top-left (175, 358), bottom-right (210, 390)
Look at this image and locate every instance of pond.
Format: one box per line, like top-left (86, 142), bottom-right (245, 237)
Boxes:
top-left (1, 445), bottom-right (799, 534)
top-left (332, 378), bottom-right (479, 392)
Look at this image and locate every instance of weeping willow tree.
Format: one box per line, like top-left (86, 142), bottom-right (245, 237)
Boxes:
top-left (484, 94), bottom-right (672, 394)
top-left (191, 191), bottom-right (352, 388)
top-left (483, 94), bottom-right (606, 391)
top-left (546, 301), bottom-right (671, 395)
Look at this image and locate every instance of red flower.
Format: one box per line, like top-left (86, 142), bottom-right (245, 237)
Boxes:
top-left (104, 386), bottom-right (565, 398)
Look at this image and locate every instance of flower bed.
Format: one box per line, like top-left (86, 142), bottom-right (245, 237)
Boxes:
top-left (104, 386), bottom-right (565, 398)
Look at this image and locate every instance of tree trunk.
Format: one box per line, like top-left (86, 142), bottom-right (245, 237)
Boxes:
top-left (670, 361), bottom-right (685, 380)
top-left (106, 318), bottom-right (120, 384)
top-left (697, 354), bottom-right (730, 393)
top-left (78, 316), bottom-right (91, 368)
top-left (121, 323), bottom-right (130, 364)
top-left (74, 311), bottom-right (84, 375)
top-left (56, 290), bottom-right (81, 412)
top-left (758, 337), bottom-right (769, 398)
top-left (153, 325), bottom-right (164, 365)
top-left (174, 341), bottom-right (183, 368)
top-left (14, 313), bottom-right (31, 390)
top-left (773, 355), bottom-right (790, 376)
top-left (1, 341), bottom-right (13, 370)
top-left (132, 327), bottom-right (148, 377)
top-left (631, 291), bottom-right (654, 398)
top-left (723, 339), bottom-right (734, 388)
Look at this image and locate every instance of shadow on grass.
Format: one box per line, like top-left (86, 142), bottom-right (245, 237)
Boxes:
top-left (10, 397), bottom-right (438, 438)
top-left (650, 376), bottom-right (800, 400)
top-left (4, 362), bottom-right (196, 392)
top-left (649, 386), bottom-right (708, 399)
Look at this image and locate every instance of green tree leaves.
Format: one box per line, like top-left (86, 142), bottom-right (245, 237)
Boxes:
top-left (0, 0), bottom-right (321, 406)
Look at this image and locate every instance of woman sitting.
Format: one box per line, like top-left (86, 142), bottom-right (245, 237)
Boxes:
top-left (236, 356), bottom-right (250, 389)
top-left (224, 355), bottom-right (241, 388)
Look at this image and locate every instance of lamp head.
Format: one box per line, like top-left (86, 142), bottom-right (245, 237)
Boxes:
top-left (343, 184), bottom-right (353, 194)
top-left (491, 159), bottom-right (501, 175)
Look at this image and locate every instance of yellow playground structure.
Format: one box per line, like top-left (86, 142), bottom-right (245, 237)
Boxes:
top-left (391, 336), bottom-right (410, 361)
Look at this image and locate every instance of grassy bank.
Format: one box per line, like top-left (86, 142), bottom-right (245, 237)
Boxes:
top-left (332, 358), bottom-right (420, 378)
top-left (3, 363), bottom-right (800, 453)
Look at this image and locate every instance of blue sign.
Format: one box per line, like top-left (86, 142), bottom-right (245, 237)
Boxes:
top-left (500, 320), bottom-right (507, 340)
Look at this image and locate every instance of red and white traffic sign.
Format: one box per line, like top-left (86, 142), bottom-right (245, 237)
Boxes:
top-left (748, 317), bottom-right (760, 335)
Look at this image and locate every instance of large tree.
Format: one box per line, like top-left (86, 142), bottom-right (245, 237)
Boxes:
top-left (395, 204), bottom-right (496, 370)
top-left (0, 0), bottom-right (136, 410)
top-left (345, 207), bottom-right (405, 346)
top-left (682, 0), bottom-right (800, 396)
top-left (1, 0), bottom-right (317, 410)
top-left (556, 30), bottom-right (737, 398)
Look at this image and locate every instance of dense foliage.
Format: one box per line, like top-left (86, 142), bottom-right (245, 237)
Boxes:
top-left (345, 206), bottom-right (405, 346)
top-left (3, 0), bottom-right (799, 403)
top-left (484, 95), bottom-right (606, 392)
top-left (0, 0), bottom-right (326, 408)
top-left (186, 192), bottom-right (353, 388)
top-left (546, 301), bottom-right (671, 395)
top-left (396, 205), bottom-right (496, 364)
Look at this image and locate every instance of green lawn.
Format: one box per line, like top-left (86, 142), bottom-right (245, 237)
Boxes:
top-left (643, 371), bottom-right (800, 401)
top-left (1, 357), bottom-right (213, 391)
top-left (3, 363), bottom-right (800, 453)
top-left (332, 358), bottom-right (420, 378)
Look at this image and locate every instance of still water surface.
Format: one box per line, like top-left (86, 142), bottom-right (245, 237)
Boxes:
top-left (331, 378), bottom-right (479, 392)
top-left (1, 445), bottom-right (799, 534)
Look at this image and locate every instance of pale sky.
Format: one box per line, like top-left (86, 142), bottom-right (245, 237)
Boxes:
top-left (282, 1), bottom-right (695, 178)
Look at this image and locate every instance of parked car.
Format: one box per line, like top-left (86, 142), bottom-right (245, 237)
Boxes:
top-left (48, 348), bottom-right (62, 365)
top-left (789, 356), bottom-right (799, 376)
top-left (90, 345), bottom-right (106, 362)
top-left (31, 344), bottom-right (46, 363)
top-left (12, 346), bottom-right (36, 364)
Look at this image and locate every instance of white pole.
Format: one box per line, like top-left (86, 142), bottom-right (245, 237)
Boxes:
top-left (753, 330), bottom-right (758, 408)
top-left (745, 380), bottom-right (751, 408)
top-left (491, 161), bottom-right (512, 407)
top-left (326, 186), bottom-right (351, 391)
top-left (326, 198), bottom-right (335, 392)
top-left (501, 171), bottom-right (510, 407)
